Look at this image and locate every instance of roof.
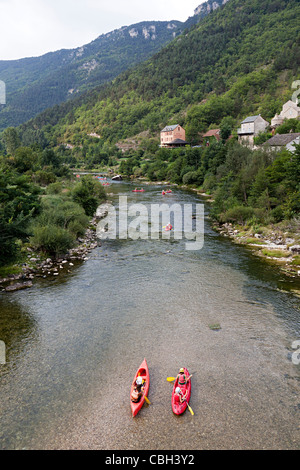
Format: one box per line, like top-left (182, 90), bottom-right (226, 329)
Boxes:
top-left (170, 138), bottom-right (187, 144)
top-left (203, 129), bottom-right (220, 139)
top-left (263, 133), bottom-right (300, 146)
top-left (161, 124), bottom-right (180, 132)
top-left (242, 115), bottom-right (260, 123)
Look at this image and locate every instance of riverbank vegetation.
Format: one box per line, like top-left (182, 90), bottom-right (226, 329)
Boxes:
top-left (0, 0), bottom-right (299, 276)
top-left (0, 143), bottom-right (106, 269)
top-left (119, 138), bottom-right (300, 225)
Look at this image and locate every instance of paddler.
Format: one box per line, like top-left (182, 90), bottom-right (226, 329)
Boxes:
top-left (177, 368), bottom-right (192, 386)
top-left (131, 376), bottom-right (144, 403)
top-left (174, 386), bottom-right (187, 404)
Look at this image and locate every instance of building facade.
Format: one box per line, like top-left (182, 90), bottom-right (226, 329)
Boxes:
top-left (271, 100), bottom-right (300, 129)
top-left (263, 133), bottom-right (300, 153)
top-left (160, 124), bottom-right (186, 148)
top-left (237, 115), bottom-right (269, 146)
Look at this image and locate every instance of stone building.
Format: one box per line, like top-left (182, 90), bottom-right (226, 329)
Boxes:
top-left (237, 115), bottom-right (269, 147)
top-left (271, 100), bottom-right (300, 129)
top-left (160, 124), bottom-right (187, 148)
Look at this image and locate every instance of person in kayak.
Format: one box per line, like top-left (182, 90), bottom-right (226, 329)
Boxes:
top-left (174, 386), bottom-right (188, 404)
top-left (177, 368), bottom-right (192, 386)
top-left (131, 376), bottom-right (144, 403)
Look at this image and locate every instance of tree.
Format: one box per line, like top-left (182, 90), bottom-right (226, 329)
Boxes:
top-left (14, 147), bottom-right (37, 173)
top-left (0, 171), bottom-right (41, 265)
top-left (72, 176), bottom-right (106, 217)
top-left (2, 127), bottom-right (20, 156)
top-left (39, 148), bottom-right (60, 169)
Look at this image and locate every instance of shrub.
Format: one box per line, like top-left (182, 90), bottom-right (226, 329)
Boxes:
top-left (220, 205), bottom-right (255, 225)
top-left (33, 169), bottom-right (56, 185)
top-left (72, 176), bottom-right (106, 217)
top-left (39, 197), bottom-right (89, 229)
top-left (46, 182), bottom-right (63, 194)
top-left (30, 224), bottom-right (75, 257)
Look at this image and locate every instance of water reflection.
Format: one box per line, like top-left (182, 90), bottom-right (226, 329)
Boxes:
top-left (0, 298), bottom-right (39, 371)
top-left (0, 181), bottom-right (299, 450)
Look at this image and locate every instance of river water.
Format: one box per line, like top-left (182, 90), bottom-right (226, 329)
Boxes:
top-left (0, 181), bottom-right (299, 450)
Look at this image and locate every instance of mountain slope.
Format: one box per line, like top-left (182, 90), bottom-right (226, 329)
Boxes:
top-left (19, 0), bottom-right (299, 149)
top-left (0, 21), bottom-right (183, 130)
top-left (0, 0), bottom-right (230, 131)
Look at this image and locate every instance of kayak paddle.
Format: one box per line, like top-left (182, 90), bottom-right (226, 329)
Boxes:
top-left (184, 400), bottom-right (194, 416)
top-left (167, 374), bottom-right (193, 383)
top-left (144, 395), bottom-right (151, 405)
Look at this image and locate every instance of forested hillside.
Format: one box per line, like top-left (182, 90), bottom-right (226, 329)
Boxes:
top-left (0, 0), bottom-right (300, 270)
top-left (19, 0), bottom-right (299, 146)
top-left (0, 0), bottom-right (229, 131)
top-left (0, 21), bottom-right (185, 130)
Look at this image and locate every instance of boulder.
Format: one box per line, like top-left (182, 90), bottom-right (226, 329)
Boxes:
top-left (289, 245), bottom-right (300, 254)
top-left (5, 281), bottom-right (33, 292)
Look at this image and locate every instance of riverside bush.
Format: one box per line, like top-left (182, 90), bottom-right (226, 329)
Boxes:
top-left (220, 206), bottom-right (255, 225)
top-left (30, 224), bottom-right (75, 257)
top-left (72, 175), bottom-right (106, 217)
top-left (38, 196), bottom-right (89, 231)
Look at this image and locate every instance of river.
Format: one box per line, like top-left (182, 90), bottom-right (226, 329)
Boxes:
top-left (0, 181), bottom-right (299, 450)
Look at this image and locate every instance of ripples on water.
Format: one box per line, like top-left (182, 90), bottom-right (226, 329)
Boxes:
top-left (0, 181), bottom-right (299, 450)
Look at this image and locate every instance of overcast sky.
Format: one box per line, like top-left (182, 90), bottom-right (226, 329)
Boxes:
top-left (0, 0), bottom-right (204, 61)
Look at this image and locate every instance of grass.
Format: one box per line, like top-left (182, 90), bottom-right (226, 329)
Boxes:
top-left (245, 237), bottom-right (266, 245)
top-left (0, 264), bottom-right (23, 278)
top-left (261, 249), bottom-right (290, 258)
top-left (291, 256), bottom-right (300, 267)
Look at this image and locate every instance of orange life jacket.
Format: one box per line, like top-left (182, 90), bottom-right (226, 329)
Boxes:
top-left (131, 387), bottom-right (141, 403)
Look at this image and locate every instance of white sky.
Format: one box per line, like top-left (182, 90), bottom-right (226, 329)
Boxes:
top-left (0, 0), bottom-right (204, 61)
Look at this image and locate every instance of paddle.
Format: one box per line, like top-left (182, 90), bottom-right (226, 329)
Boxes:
top-left (143, 394), bottom-right (151, 405)
top-left (184, 400), bottom-right (194, 416)
top-left (167, 374), bottom-right (193, 382)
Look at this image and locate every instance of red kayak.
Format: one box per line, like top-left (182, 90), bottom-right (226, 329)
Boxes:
top-left (171, 367), bottom-right (191, 415)
top-left (132, 189), bottom-right (145, 192)
top-left (130, 358), bottom-right (150, 417)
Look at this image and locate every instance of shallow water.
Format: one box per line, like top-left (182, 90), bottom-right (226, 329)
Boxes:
top-left (0, 181), bottom-right (299, 450)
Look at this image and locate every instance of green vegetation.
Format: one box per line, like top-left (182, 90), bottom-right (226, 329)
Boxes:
top-left (18, 0), bottom-right (299, 148)
top-left (291, 256), bottom-right (300, 267)
top-left (119, 139), bottom-right (300, 228)
top-left (0, 20), bottom-right (188, 131)
top-left (0, 143), bottom-right (106, 266)
top-left (260, 249), bottom-right (290, 258)
top-left (0, 0), bottom-right (299, 270)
